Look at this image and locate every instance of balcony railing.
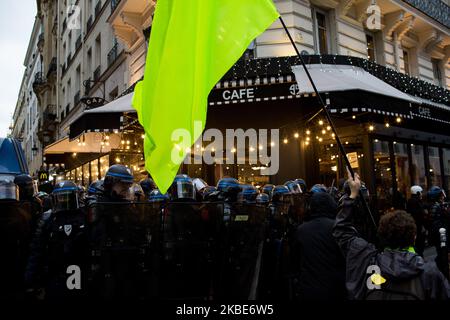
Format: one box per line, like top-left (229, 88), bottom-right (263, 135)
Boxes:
top-left (74, 91), bottom-right (81, 106)
top-left (402, 0), bottom-right (450, 28)
top-left (107, 42), bottom-right (119, 67)
top-left (66, 52), bottom-right (72, 67)
top-left (87, 15), bottom-right (93, 32)
top-left (95, 1), bottom-right (102, 17)
top-left (93, 66), bottom-right (101, 82)
top-left (33, 72), bottom-right (46, 87)
top-left (111, 0), bottom-right (121, 13)
top-left (75, 35), bottom-right (82, 51)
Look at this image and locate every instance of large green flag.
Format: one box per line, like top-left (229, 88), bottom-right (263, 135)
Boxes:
top-left (132, 0), bottom-right (279, 193)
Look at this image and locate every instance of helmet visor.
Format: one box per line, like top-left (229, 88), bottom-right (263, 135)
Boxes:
top-left (0, 181), bottom-right (19, 201)
top-left (172, 181), bottom-right (195, 200)
top-left (53, 190), bottom-right (79, 212)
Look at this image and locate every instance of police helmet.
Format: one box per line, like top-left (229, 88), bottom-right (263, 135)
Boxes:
top-left (427, 186), bottom-right (446, 202)
top-left (271, 185), bottom-right (291, 203)
top-left (169, 174), bottom-right (196, 201)
top-left (241, 185), bottom-right (258, 204)
top-left (52, 180), bottom-right (80, 212)
top-left (262, 184), bottom-right (275, 197)
top-left (104, 165), bottom-right (134, 199)
top-left (0, 176), bottom-right (19, 201)
top-left (410, 185), bottom-right (423, 196)
top-left (149, 189), bottom-right (170, 203)
top-left (14, 174), bottom-right (37, 200)
top-left (140, 177), bottom-right (157, 196)
top-left (88, 180), bottom-right (104, 196)
top-left (310, 184), bottom-right (327, 194)
top-left (256, 193), bottom-right (270, 204)
top-left (217, 177), bottom-right (241, 195)
top-left (285, 180), bottom-right (302, 194)
top-left (295, 179), bottom-right (307, 193)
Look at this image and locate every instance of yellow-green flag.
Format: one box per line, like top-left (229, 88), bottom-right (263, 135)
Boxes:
top-left (132, 0), bottom-right (279, 193)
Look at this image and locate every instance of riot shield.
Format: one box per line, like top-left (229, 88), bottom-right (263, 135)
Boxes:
top-left (87, 201), bottom-right (163, 299)
top-left (258, 200), bottom-right (292, 300)
top-left (214, 203), bottom-right (269, 300)
top-left (0, 201), bottom-right (32, 299)
top-left (44, 208), bottom-right (89, 300)
top-left (160, 201), bottom-right (224, 300)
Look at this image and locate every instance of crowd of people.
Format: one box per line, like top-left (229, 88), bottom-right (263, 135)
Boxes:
top-left (0, 164), bottom-right (449, 300)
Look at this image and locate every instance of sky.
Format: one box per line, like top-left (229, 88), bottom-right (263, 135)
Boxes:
top-left (0, 1), bottom-right (37, 137)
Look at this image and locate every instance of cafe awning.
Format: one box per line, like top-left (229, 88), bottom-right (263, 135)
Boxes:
top-left (69, 93), bottom-right (135, 140)
top-left (291, 64), bottom-right (421, 104)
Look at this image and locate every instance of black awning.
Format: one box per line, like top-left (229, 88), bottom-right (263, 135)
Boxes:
top-left (69, 112), bottom-right (122, 140)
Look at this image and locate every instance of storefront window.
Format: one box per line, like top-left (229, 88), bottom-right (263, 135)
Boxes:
top-left (428, 146), bottom-right (442, 187)
top-left (83, 163), bottom-right (90, 187)
top-left (443, 148), bottom-right (450, 195)
top-left (393, 142), bottom-right (410, 198)
top-left (112, 152), bottom-right (145, 181)
top-left (75, 167), bottom-right (82, 184)
top-left (373, 140), bottom-right (392, 210)
top-left (90, 160), bottom-right (99, 182)
top-left (411, 144), bottom-right (427, 191)
top-left (99, 155), bottom-right (109, 179)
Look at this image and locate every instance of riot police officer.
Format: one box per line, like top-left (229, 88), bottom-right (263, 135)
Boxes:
top-left (100, 164), bottom-right (134, 202)
top-left (140, 177), bottom-right (157, 199)
top-left (25, 180), bottom-right (88, 300)
top-left (14, 174), bottom-right (42, 232)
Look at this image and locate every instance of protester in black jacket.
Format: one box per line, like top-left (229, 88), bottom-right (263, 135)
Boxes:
top-left (333, 170), bottom-right (450, 300)
top-left (406, 186), bottom-right (428, 256)
top-left (293, 192), bottom-right (346, 300)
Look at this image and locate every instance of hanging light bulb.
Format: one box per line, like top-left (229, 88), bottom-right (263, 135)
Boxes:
top-left (283, 138), bottom-right (288, 144)
top-left (321, 129), bottom-right (326, 135)
top-left (305, 141), bottom-right (310, 146)
top-left (326, 126), bottom-right (331, 131)
top-left (369, 125), bottom-right (374, 131)
top-left (141, 134), bottom-right (145, 139)
top-left (306, 130), bottom-right (311, 135)
top-left (294, 132), bottom-right (299, 139)
top-left (318, 120), bottom-right (324, 126)
top-left (396, 117), bottom-right (402, 123)
top-left (105, 135), bottom-right (110, 140)
top-left (352, 115), bottom-right (356, 119)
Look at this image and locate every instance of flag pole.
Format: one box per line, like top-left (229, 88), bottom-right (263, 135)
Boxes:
top-left (278, 16), bottom-right (377, 229)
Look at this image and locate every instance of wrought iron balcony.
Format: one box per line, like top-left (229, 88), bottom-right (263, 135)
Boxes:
top-left (33, 72), bottom-right (46, 87)
top-left (43, 105), bottom-right (57, 122)
top-left (402, 0), bottom-right (450, 28)
top-left (84, 77), bottom-right (92, 95)
top-left (111, 0), bottom-right (121, 13)
top-left (107, 42), bottom-right (119, 67)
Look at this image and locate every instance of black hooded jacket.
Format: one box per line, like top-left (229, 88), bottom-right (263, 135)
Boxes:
top-left (333, 196), bottom-right (450, 300)
top-left (293, 192), bottom-right (346, 300)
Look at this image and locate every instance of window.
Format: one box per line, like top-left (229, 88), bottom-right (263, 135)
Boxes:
top-left (393, 142), bottom-right (410, 198)
top-left (313, 9), bottom-right (329, 54)
top-left (411, 144), bottom-right (427, 190)
top-left (95, 34), bottom-right (101, 71)
top-left (443, 148), bottom-right (450, 195)
top-left (373, 140), bottom-right (392, 210)
top-left (109, 86), bottom-right (118, 101)
top-left (428, 146), bottom-right (442, 187)
top-left (432, 59), bottom-right (443, 87)
top-left (403, 50), bottom-right (410, 75)
top-left (366, 34), bottom-right (376, 62)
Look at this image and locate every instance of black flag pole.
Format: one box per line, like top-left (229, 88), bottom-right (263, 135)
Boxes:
top-left (278, 16), bottom-right (377, 229)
